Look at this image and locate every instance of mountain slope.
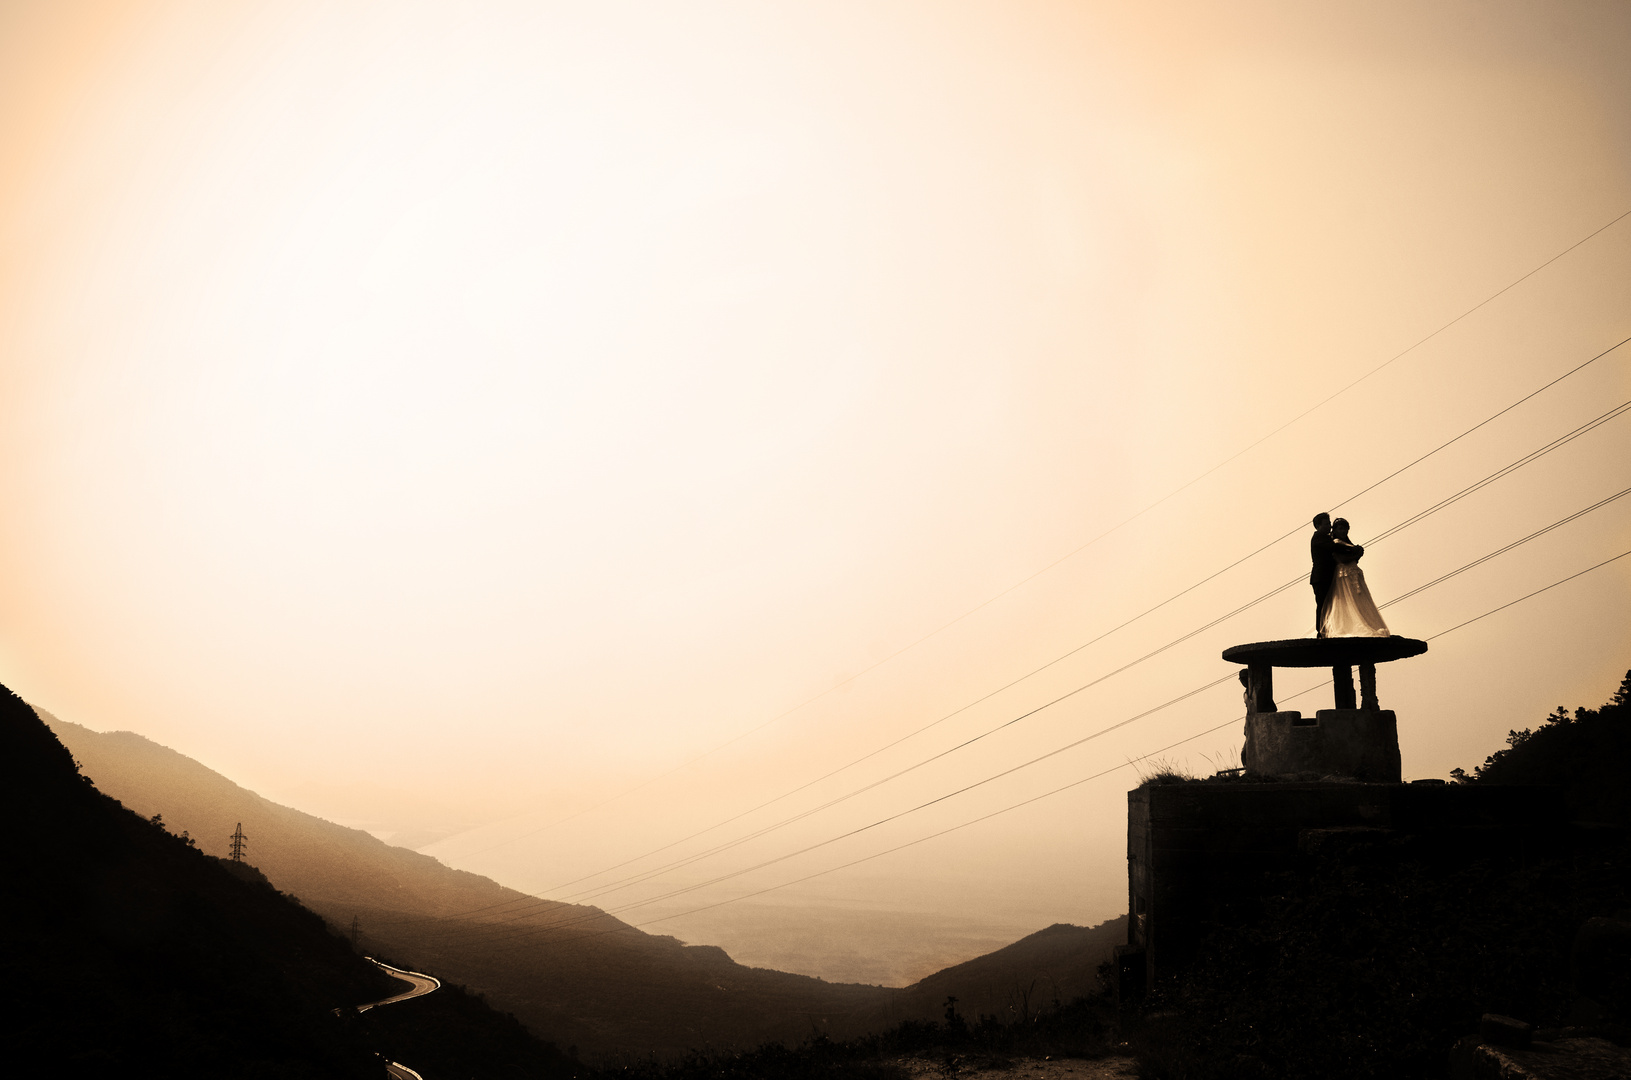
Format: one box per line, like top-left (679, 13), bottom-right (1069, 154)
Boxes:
top-left (876, 919), bottom-right (1126, 1027)
top-left (44, 711), bottom-right (531, 919)
top-left (0, 684), bottom-right (398, 1078)
top-left (44, 709), bottom-right (1130, 1061)
top-left (43, 711), bottom-right (896, 1059)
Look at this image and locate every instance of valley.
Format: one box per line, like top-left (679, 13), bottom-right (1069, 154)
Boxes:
top-left (42, 708), bottom-right (1125, 1061)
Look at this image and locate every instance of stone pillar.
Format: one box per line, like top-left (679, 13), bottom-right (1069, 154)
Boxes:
top-left (1333, 665), bottom-right (1356, 710)
top-left (1248, 662), bottom-right (1276, 712)
top-left (1359, 663), bottom-right (1379, 711)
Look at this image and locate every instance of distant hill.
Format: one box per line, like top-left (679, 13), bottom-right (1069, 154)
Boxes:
top-left (43, 709), bottom-right (1128, 1061)
top-left (0, 684), bottom-right (394, 1077)
top-left (879, 919), bottom-right (1126, 1027)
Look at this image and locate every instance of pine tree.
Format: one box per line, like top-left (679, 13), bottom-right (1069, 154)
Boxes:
top-left (1612, 669), bottom-right (1631, 709)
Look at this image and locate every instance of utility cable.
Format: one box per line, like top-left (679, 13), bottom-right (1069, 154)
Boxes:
top-left (576, 484), bottom-right (1629, 919)
top-left (536, 396), bottom-right (1631, 909)
top-left (438, 210), bottom-right (1631, 867)
top-left (547, 380), bottom-right (1631, 906)
top-left (423, 345), bottom-right (1629, 928)
top-left (417, 502), bottom-right (1631, 950)
top-left (541, 546), bottom-right (1631, 950)
top-left (1380, 486), bottom-right (1631, 608)
top-left (406, 392), bottom-right (1631, 933)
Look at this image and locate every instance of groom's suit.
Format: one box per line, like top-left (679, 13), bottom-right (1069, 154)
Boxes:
top-left (1310, 528), bottom-right (1337, 633)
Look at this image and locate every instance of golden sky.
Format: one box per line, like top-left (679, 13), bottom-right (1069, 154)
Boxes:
top-left (2, 0), bottom-right (1628, 960)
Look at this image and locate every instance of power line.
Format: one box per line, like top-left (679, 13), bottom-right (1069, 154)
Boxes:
top-left (526, 546), bottom-right (1631, 951)
top-left (623, 539), bottom-right (1631, 931)
top-left (410, 383), bottom-right (1631, 932)
top-left (406, 672), bottom-right (1248, 950)
top-left (585, 487), bottom-right (1628, 917)
top-left (549, 370), bottom-right (1630, 904)
top-left (442, 210), bottom-right (1631, 863)
top-left (1366, 400), bottom-right (1631, 547)
top-left (414, 500), bottom-right (1630, 950)
top-left (1422, 549), bottom-right (1631, 640)
top-left (1380, 485), bottom-right (1631, 610)
top-left (539, 390), bottom-right (1631, 908)
top-left (428, 343), bottom-right (1629, 929)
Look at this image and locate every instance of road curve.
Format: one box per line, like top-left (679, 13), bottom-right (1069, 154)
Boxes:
top-left (358, 958), bottom-right (441, 1013)
top-left (355, 957), bottom-right (440, 1079)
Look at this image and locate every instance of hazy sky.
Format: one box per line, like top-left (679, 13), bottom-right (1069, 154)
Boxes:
top-left (2, 0), bottom-right (1628, 963)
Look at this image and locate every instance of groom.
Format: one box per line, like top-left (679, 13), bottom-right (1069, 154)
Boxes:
top-left (1310, 512), bottom-right (1336, 636)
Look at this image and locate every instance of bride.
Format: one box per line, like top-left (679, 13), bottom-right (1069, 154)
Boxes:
top-left (1321, 518), bottom-right (1390, 638)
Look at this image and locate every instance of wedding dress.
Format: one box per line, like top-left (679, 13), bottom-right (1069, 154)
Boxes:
top-left (1321, 543), bottom-right (1390, 638)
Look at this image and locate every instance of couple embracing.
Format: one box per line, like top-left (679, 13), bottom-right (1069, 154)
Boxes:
top-left (1309, 512), bottom-right (1389, 638)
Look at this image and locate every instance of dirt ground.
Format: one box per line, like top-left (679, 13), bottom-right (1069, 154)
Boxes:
top-left (894, 1053), bottom-right (1139, 1080)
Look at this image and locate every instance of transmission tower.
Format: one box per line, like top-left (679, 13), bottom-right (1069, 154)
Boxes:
top-left (350, 915), bottom-right (361, 950)
top-left (229, 822), bottom-right (247, 863)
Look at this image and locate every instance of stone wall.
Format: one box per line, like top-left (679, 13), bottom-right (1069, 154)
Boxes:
top-left (1120, 781), bottom-right (1564, 995)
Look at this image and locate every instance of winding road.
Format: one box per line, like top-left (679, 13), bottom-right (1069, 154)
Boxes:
top-left (359, 959), bottom-right (441, 1012)
top-left (357, 958), bottom-right (441, 1078)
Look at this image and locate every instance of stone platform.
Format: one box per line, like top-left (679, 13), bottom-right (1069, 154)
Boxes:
top-left (1222, 636), bottom-right (1428, 668)
top-left (1223, 635), bottom-right (1428, 780)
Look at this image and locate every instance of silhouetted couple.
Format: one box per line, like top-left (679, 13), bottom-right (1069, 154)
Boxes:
top-left (1309, 513), bottom-right (1389, 638)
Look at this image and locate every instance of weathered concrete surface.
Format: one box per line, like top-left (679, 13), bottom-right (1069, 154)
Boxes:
top-left (1450, 1035), bottom-right (1631, 1079)
top-left (1241, 708), bottom-right (1402, 782)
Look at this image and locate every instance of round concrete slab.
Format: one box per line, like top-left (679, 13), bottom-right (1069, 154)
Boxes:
top-left (1222, 636), bottom-right (1428, 668)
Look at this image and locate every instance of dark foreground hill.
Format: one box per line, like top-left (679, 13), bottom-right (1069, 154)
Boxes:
top-left (7, 684), bottom-right (584, 1079)
top-left (0, 682), bottom-right (397, 1078)
top-left (44, 709), bottom-right (1125, 1062)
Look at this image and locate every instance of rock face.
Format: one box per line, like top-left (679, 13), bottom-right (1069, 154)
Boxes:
top-left (1241, 708), bottom-right (1402, 782)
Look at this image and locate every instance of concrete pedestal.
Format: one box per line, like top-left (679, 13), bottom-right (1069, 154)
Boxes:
top-left (1241, 709), bottom-right (1402, 783)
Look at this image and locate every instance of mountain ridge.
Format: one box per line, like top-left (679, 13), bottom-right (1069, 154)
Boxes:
top-left (43, 711), bottom-right (550, 920)
top-left (43, 708), bottom-right (1123, 1061)
top-left (42, 710), bottom-right (902, 1057)
top-left (2, 686), bottom-right (396, 1077)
